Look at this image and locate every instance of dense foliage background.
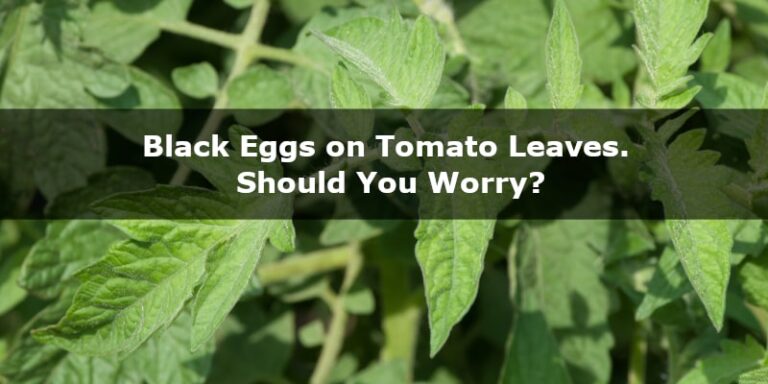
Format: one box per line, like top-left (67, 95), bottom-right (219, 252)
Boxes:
top-left (1, 0), bottom-right (768, 383)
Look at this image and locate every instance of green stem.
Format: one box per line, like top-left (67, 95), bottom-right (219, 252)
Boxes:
top-left (379, 261), bottom-right (421, 379)
top-left (411, 0), bottom-right (483, 102)
top-left (231, 0), bottom-right (271, 77)
top-left (405, 112), bottom-right (425, 137)
top-left (628, 321), bottom-right (648, 384)
top-left (155, 21), bottom-right (319, 71)
top-left (170, 0), bottom-right (270, 185)
top-left (310, 245), bottom-right (363, 384)
top-left (249, 44), bottom-right (326, 73)
top-left (156, 19), bottom-right (241, 49)
top-left (664, 327), bottom-right (683, 384)
top-left (412, 0), bottom-right (465, 55)
top-left (745, 303), bottom-right (768, 342)
top-left (169, 108), bottom-right (227, 185)
top-left (256, 245), bottom-right (355, 286)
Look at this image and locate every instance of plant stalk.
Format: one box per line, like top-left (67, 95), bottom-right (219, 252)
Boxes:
top-left (249, 44), bottom-right (326, 73)
top-left (379, 260), bottom-right (421, 379)
top-left (256, 245), bottom-right (355, 286)
top-left (156, 19), bottom-right (241, 49)
top-left (310, 245), bottom-right (363, 384)
top-left (170, 0), bottom-right (271, 185)
top-left (628, 321), bottom-right (648, 384)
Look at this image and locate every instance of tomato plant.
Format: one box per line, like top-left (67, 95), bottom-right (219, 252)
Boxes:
top-left (1, 0), bottom-right (768, 383)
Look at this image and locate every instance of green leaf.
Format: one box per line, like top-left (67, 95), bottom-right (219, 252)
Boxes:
top-left (330, 64), bottom-right (373, 141)
top-left (172, 62), bottom-right (219, 99)
top-left (416, 219), bottom-right (494, 356)
top-left (33, 185), bottom-right (288, 355)
top-left (20, 221), bottom-right (125, 299)
top-left (0, 2), bottom-right (95, 108)
top-left (633, 0), bottom-right (711, 104)
top-left (0, 337), bottom-right (130, 384)
top-left (347, 360), bottom-right (408, 384)
top-left (604, 220), bottom-right (656, 263)
top-left (545, 0), bottom-right (582, 109)
top-left (35, 121), bottom-right (107, 200)
top-left (67, 134), bottom-right (295, 353)
top-left (734, 56), bottom-right (768, 85)
top-left (32, 233), bottom-right (209, 356)
top-left (0, 3), bottom-right (129, 106)
top-left (344, 283), bottom-right (375, 315)
top-left (380, 128), bottom-right (422, 172)
top-left (693, 72), bottom-right (764, 111)
top-left (666, 220), bottom-right (732, 331)
top-left (692, 72), bottom-right (764, 140)
top-left (640, 113), bottom-right (743, 330)
top-left (125, 311), bottom-right (213, 384)
top-left (178, 125), bottom-right (296, 254)
top-left (207, 309), bottom-right (294, 384)
top-left (223, 0), bottom-right (253, 10)
top-left (98, 67), bottom-right (183, 143)
top-left (320, 219), bottom-right (396, 246)
top-left (313, 13), bottom-right (445, 108)
top-left (1, 115), bottom-right (107, 203)
top-left (0, 287), bottom-right (136, 384)
top-left (701, 20), bottom-right (731, 73)
top-left (678, 337), bottom-right (765, 384)
top-left (182, 125), bottom-right (284, 194)
top-left (515, 222), bottom-right (614, 383)
top-left (458, 0), bottom-right (550, 99)
top-left (0, 247), bottom-right (27, 316)
top-left (92, 186), bottom-right (241, 225)
top-left (730, 220), bottom-right (768, 258)
top-left (278, 0), bottom-right (350, 23)
top-left (503, 87), bottom-right (528, 130)
top-left (0, 7), bottom-right (22, 54)
top-left (739, 254), bottom-right (768, 310)
top-left (46, 167), bottom-right (156, 218)
top-left (2, 300), bottom-right (208, 384)
top-left (504, 233), bottom-right (576, 382)
top-left (31, 352), bottom-right (129, 384)
top-left (289, 5), bottom-right (374, 108)
top-left (459, 0), bottom-right (634, 104)
top-left (331, 64), bottom-right (371, 109)
top-left (733, 0), bottom-right (768, 51)
top-left (501, 310), bottom-right (573, 384)
top-left (635, 247), bottom-right (691, 320)
top-left (84, 0), bottom-right (194, 63)
top-left (503, 87), bottom-right (527, 109)
top-left (227, 65), bottom-right (294, 126)
top-left (227, 66), bottom-right (293, 108)
top-left (415, 107), bottom-right (543, 357)
top-left (299, 320), bottom-right (326, 347)
top-left (740, 367), bottom-right (768, 384)
top-left (747, 84), bottom-right (768, 178)
top-left (75, 52), bottom-right (132, 99)
top-left (0, 335), bottom-right (74, 384)
top-left (612, 78), bottom-right (631, 108)
top-left (190, 221), bottom-right (274, 350)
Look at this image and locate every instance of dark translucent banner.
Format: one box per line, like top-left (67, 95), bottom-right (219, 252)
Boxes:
top-left (1, 109), bottom-right (765, 220)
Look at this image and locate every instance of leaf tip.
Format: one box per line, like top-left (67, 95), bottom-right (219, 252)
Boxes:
top-left (428, 334), bottom-right (448, 358)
